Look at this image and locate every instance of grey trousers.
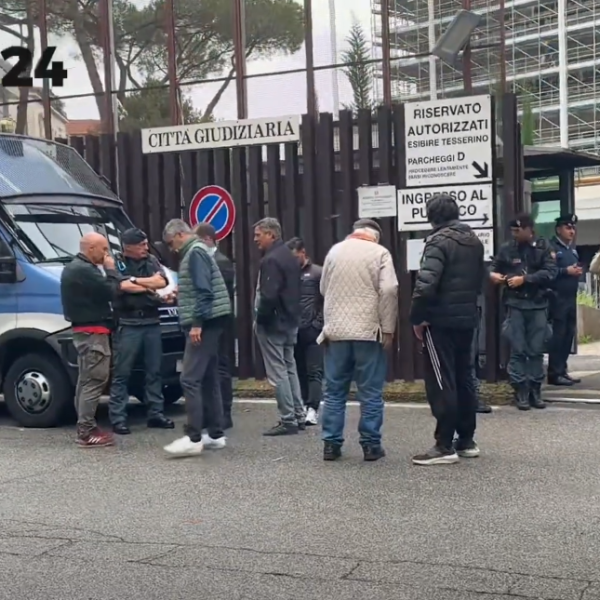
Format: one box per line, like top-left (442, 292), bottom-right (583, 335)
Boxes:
top-left (73, 332), bottom-right (111, 435)
top-left (180, 325), bottom-right (224, 442)
top-left (255, 325), bottom-right (306, 425)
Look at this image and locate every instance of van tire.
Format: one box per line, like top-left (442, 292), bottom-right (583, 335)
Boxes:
top-left (4, 353), bottom-right (74, 428)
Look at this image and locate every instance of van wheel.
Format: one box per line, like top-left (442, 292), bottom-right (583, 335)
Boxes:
top-left (163, 385), bottom-right (183, 405)
top-left (3, 353), bottom-right (74, 428)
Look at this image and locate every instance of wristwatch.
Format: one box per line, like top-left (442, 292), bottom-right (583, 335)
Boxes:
top-left (129, 276), bottom-right (137, 284)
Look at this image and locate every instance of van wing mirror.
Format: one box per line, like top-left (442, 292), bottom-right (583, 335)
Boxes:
top-left (0, 256), bottom-right (17, 284)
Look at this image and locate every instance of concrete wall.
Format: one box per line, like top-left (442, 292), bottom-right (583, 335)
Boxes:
top-left (577, 304), bottom-right (600, 341)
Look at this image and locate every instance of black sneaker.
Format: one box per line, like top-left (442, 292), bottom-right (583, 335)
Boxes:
top-left (263, 422), bottom-right (299, 436)
top-left (513, 385), bottom-right (531, 411)
top-left (412, 445), bottom-right (459, 466)
top-left (453, 439), bottom-right (480, 458)
top-left (529, 384), bottom-right (546, 409)
top-left (297, 421), bottom-right (306, 431)
top-left (362, 445), bottom-right (386, 462)
top-left (476, 400), bottom-right (492, 414)
top-left (323, 442), bottom-right (342, 461)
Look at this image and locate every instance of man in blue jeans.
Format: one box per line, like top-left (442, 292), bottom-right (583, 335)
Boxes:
top-left (319, 219), bottom-right (398, 462)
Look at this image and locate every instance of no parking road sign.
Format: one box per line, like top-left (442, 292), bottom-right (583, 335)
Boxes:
top-left (188, 185), bottom-right (236, 242)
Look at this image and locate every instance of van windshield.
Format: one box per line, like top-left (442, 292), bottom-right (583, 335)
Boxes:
top-left (4, 201), bottom-right (132, 263)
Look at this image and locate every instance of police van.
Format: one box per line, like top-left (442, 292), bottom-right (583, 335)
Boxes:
top-left (0, 134), bottom-right (184, 428)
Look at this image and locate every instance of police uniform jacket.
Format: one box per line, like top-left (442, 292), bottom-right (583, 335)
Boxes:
top-left (490, 238), bottom-right (556, 309)
top-left (549, 236), bottom-right (579, 300)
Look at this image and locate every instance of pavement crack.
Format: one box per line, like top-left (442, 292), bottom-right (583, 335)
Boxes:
top-left (340, 562), bottom-right (361, 580)
top-left (579, 581), bottom-right (593, 600)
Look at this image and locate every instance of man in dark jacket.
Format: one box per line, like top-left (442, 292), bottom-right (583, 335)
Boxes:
top-left (162, 219), bottom-right (232, 457)
top-left (109, 228), bottom-right (175, 435)
top-left (286, 237), bottom-right (323, 426)
top-left (61, 232), bottom-right (145, 447)
top-left (490, 214), bottom-right (556, 410)
top-left (410, 194), bottom-right (485, 466)
top-left (195, 222), bottom-right (236, 430)
top-left (253, 217), bottom-right (305, 436)
top-left (548, 214), bottom-right (582, 386)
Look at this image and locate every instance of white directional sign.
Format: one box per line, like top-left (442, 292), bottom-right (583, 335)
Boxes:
top-left (397, 183), bottom-right (494, 232)
top-left (404, 95), bottom-right (493, 187)
top-left (472, 228), bottom-right (495, 262)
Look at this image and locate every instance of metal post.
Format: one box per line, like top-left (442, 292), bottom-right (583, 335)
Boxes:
top-left (100, 0), bottom-right (115, 135)
top-left (327, 0), bottom-right (340, 118)
top-left (107, 0), bottom-right (119, 137)
top-left (558, 0), bottom-right (569, 148)
top-left (498, 0), bottom-right (506, 93)
top-left (38, 0), bottom-right (52, 139)
top-left (304, 0), bottom-right (316, 116)
top-left (232, 0), bottom-right (248, 120)
top-left (165, 0), bottom-right (180, 125)
top-left (427, 0), bottom-right (437, 100)
top-left (461, 0), bottom-right (472, 93)
top-left (380, 0), bottom-right (392, 106)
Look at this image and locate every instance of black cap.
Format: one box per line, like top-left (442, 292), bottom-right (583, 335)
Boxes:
top-left (555, 214), bottom-right (578, 227)
top-left (121, 228), bottom-right (147, 245)
top-left (509, 214), bottom-right (535, 229)
top-left (353, 218), bottom-right (382, 235)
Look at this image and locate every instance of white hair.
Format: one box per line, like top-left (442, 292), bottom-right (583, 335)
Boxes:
top-left (163, 219), bottom-right (191, 240)
top-left (353, 227), bottom-right (380, 243)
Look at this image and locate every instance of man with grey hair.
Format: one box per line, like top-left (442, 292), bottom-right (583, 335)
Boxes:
top-left (253, 217), bottom-right (305, 436)
top-left (161, 218), bottom-right (232, 457)
top-left (319, 219), bottom-right (398, 462)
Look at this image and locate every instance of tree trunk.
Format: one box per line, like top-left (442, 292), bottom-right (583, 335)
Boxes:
top-left (15, 1), bottom-right (36, 135)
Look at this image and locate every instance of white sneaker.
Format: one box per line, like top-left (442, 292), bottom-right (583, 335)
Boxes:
top-left (201, 433), bottom-right (227, 449)
top-left (306, 408), bottom-right (318, 426)
top-left (163, 436), bottom-right (203, 457)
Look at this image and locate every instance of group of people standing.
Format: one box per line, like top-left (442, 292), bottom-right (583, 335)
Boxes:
top-left (61, 192), bottom-right (582, 463)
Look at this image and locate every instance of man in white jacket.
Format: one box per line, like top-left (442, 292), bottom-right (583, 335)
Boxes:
top-left (319, 219), bottom-right (398, 462)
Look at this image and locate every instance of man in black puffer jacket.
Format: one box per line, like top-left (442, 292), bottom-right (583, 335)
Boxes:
top-left (410, 193), bottom-right (485, 467)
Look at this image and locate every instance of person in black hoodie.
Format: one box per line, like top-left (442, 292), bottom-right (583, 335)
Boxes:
top-left (253, 217), bottom-right (305, 436)
top-left (410, 194), bottom-right (485, 466)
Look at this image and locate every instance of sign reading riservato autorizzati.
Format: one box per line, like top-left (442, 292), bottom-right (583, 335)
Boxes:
top-left (141, 116), bottom-right (300, 154)
top-left (404, 95), bottom-right (493, 187)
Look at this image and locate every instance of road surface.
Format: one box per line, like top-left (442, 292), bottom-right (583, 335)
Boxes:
top-left (1, 400), bottom-right (600, 600)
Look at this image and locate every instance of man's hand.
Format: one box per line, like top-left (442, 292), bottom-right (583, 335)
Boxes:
top-left (103, 253), bottom-right (115, 270)
top-left (189, 327), bottom-right (202, 345)
top-left (566, 265), bottom-right (583, 277)
top-left (413, 322), bottom-right (428, 342)
top-left (490, 272), bottom-right (505, 285)
top-left (162, 293), bottom-right (175, 304)
top-left (382, 333), bottom-right (394, 350)
top-left (119, 280), bottom-right (147, 293)
top-left (507, 275), bottom-right (525, 288)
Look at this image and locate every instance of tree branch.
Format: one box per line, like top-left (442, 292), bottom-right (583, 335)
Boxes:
top-left (200, 66), bottom-right (235, 122)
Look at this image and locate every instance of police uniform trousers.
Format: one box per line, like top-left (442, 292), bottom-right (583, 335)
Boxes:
top-left (548, 297), bottom-right (577, 380)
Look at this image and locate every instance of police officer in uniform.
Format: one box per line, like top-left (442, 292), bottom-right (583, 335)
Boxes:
top-left (109, 228), bottom-right (175, 434)
top-left (490, 214), bottom-right (556, 411)
top-left (548, 214), bottom-right (582, 386)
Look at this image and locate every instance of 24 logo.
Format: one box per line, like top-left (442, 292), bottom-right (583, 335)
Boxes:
top-left (1, 46), bottom-right (67, 88)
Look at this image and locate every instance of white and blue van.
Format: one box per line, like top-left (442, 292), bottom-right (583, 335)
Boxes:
top-left (0, 134), bottom-right (184, 428)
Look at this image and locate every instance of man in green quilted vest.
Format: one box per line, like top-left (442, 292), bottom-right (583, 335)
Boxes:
top-left (160, 219), bottom-right (232, 458)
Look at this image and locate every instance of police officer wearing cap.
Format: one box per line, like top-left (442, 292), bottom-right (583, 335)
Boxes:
top-left (490, 213), bottom-right (556, 410)
top-left (547, 214), bottom-right (582, 386)
top-left (109, 228), bottom-right (175, 434)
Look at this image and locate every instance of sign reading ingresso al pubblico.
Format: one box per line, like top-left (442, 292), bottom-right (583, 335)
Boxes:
top-left (141, 116), bottom-right (300, 154)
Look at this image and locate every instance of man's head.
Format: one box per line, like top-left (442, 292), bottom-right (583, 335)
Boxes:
top-left (509, 213), bottom-right (535, 243)
top-left (121, 228), bottom-right (149, 259)
top-left (426, 193), bottom-right (460, 227)
top-left (286, 237), bottom-right (308, 266)
top-left (194, 222), bottom-right (217, 247)
top-left (80, 232), bottom-right (109, 265)
top-left (162, 219), bottom-right (193, 252)
top-left (351, 218), bottom-right (382, 243)
top-left (253, 217), bottom-right (282, 251)
top-left (555, 214), bottom-right (578, 243)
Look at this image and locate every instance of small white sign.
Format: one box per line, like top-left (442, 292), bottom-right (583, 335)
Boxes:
top-left (141, 116), bottom-right (300, 154)
top-left (404, 95), bottom-right (493, 187)
top-left (405, 228), bottom-right (495, 271)
top-left (357, 185), bottom-right (397, 219)
top-left (397, 183), bottom-right (493, 232)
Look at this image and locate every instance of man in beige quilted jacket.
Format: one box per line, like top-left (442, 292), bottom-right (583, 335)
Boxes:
top-left (318, 218), bottom-right (398, 462)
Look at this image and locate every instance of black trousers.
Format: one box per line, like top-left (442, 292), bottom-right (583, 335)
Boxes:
top-left (217, 323), bottom-right (234, 422)
top-left (422, 326), bottom-right (477, 450)
top-left (548, 299), bottom-right (576, 379)
top-left (294, 327), bottom-right (323, 411)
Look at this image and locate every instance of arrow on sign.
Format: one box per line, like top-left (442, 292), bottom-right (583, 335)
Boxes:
top-left (472, 161), bottom-right (489, 179)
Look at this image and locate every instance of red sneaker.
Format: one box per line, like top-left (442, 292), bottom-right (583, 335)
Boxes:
top-left (76, 428), bottom-right (115, 447)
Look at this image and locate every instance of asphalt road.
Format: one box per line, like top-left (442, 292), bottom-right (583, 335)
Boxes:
top-left (1, 400), bottom-right (600, 600)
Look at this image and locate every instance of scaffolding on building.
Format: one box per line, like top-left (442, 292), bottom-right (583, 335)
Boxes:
top-left (371, 0), bottom-right (600, 154)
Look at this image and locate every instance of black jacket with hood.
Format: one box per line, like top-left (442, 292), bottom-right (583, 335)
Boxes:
top-left (410, 220), bottom-right (485, 329)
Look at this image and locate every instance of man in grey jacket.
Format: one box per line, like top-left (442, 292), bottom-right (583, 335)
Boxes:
top-left (161, 219), bottom-right (232, 457)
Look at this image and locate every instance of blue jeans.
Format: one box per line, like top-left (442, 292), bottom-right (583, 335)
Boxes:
top-left (321, 340), bottom-right (386, 447)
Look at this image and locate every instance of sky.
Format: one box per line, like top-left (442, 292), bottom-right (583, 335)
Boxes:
top-left (0, 0), bottom-right (374, 123)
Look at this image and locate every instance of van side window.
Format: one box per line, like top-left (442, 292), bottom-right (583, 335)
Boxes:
top-left (0, 234), bottom-right (12, 257)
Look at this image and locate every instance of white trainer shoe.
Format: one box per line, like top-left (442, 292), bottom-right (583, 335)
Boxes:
top-left (305, 407), bottom-right (318, 426)
top-left (163, 436), bottom-right (203, 457)
top-left (201, 433), bottom-right (227, 449)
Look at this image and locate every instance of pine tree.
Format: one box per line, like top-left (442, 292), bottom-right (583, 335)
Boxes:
top-left (341, 21), bottom-right (374, 114)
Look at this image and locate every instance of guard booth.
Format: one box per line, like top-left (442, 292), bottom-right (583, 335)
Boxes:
top-left (478, 146), bottom-right (600, 380)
